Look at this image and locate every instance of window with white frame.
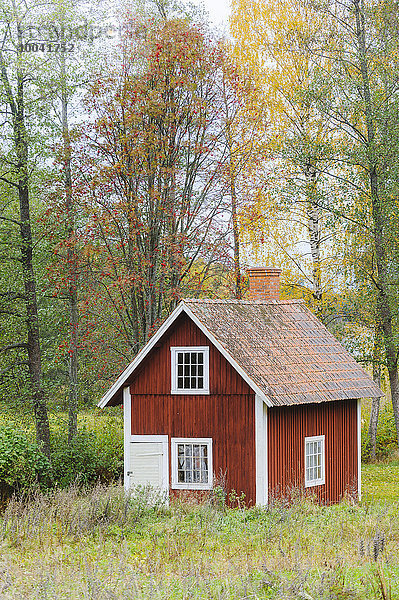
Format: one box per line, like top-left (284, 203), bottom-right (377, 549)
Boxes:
top-left (305, 435), bottom-right (325, 487)
top-left (170, 347), bottom-right (209, 394)
top-left (171, 438), bottom-right (212, 489)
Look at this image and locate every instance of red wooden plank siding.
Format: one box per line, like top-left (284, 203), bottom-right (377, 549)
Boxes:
top-left (129, 313), bottom-right (251, 395)
top-left (130, 393), bottom-right (256, 504)
top-left (129, 313), bottom-right (256, 503)
top-left (268, 399), bottom-right (358, 503)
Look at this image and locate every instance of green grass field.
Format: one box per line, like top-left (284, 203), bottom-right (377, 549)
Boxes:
top-left (362, 460), bottom-right (399, 502)
top-left (0, 461), bottom-right (397, 599)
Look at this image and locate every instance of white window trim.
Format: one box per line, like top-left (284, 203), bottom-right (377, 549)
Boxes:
top-left (170, 346), bottom-right (210, 394)
top-left (171, 437), bottom-right (213, 490)
top-left (304, 435), bottom-right (325, 488)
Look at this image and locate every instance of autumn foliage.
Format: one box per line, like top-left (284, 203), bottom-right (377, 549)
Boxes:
top-left (2, 0), bottom-right (399, 454)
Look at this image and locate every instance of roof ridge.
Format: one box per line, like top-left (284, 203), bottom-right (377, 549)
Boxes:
top-left (183, 298), bottom-right (304, 305)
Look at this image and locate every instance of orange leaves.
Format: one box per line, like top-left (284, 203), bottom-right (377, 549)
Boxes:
top-left (42, 13), bottom-right (246, 357)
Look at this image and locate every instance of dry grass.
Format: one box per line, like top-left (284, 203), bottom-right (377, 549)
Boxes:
top-left (0, 469), bottom-right (397, 599)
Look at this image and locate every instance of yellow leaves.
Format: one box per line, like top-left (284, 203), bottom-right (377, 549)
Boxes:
top-left (231, 0), bottom-right (327, 155)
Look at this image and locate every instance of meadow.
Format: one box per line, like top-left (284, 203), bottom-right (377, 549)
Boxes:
top-left (0, 461), bottom-right (397, 600)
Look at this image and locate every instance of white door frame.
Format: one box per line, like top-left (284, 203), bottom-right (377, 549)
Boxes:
top-left (123, 386), bottom-right (132, 490)
top-left (123, 386), bottom-right (169, 492)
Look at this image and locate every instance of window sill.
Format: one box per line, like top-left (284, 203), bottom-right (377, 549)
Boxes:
top-left (171, 389), bottom-right (210, 395)
top-left (171, 483), bottom-right (213, 490)
top-left (305, 480), bottom-right (325, 488)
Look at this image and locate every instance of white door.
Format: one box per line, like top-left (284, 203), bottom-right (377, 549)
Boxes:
top-left (128, 436), bottom-right (168, 492)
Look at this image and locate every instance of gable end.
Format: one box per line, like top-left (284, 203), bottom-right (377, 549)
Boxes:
top-left (98, 302), bottom-right (268, 407)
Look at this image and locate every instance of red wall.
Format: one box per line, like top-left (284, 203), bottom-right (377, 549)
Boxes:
top-left (128, 313), bottom-right (256, 504)
top-left (127, 312), bottom-right (359, 505)
top-left (267, 399), bottom-right (358, 503)
top-left (129, 313), bottom-right (251, 395)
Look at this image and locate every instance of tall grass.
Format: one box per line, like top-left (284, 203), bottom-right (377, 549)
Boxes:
top-left (0, 476), bottom-right (398, 599)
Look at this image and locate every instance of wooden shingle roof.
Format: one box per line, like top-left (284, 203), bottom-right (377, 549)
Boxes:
top-left (99, 298), bottom-right (383, 408)
top-left (184, 298), bottom-right (382, 406)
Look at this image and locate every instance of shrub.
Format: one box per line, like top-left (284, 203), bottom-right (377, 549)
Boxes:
top-left (90, 415), bottom-right (124, 484)
top-left (361, 429), bottom-right (371, 462)
top-left (0, 426), bottom-right (51, 494)
top-left (50, 430), bottom-right (99, 487)
top-left (0, 413), bottom-right (123, 495)
top-left (362, 404), bottom-right (397, 461)
top-left (375, 406), bottom-right (398, 458)
top-left (50, 418), bottom-right (123, 488)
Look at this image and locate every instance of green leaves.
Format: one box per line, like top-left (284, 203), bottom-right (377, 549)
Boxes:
top-left (0, 426), bottom-right (50, 491)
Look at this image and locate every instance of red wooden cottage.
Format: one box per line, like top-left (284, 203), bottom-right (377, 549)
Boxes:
top-left (99, 268), bottom-right (382, 504)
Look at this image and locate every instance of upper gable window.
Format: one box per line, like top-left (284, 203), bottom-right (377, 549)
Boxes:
top-left (170, 347), bottom-right (209, 394)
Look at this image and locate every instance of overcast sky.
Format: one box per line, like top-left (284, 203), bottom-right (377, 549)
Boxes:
top-left (192, 0), bottom-right (231, 29)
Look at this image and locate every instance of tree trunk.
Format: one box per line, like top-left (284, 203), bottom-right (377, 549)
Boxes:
top-left (230, 158), bottom-right (242, 300)
top-left (354, 0), bottom-right (399, 448)
top-left (368, 329), bottom-right (382, 460)
top-left (19, 185), bottom-right (51, 457)
top-left (9, 39), bottom-right (51, 456)
top-left (222, 79), bottom-right (242, 300)
top-left (60, 57), bottom-right (79, 443)
top-left (304, 166), bottom-right (322, 313)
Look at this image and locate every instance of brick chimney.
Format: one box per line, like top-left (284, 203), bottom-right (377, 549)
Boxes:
top-left (246, 267), bottom-right (282, 301)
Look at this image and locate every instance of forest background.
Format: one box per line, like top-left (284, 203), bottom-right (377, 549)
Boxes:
top-left (0, 0), bottom-right (398, 490)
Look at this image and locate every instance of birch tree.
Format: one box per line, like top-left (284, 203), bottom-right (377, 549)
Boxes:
top-left (231, 0), bottom-right (339, 316)
top-left (0, 0), bottom-right (53, 454)
top-left (234, 0), bottom-right (399, 443)
top-left (305, 0), bottom-right (399, 447)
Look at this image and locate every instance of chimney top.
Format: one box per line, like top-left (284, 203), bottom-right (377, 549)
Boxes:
top-left (246, 267), bottom-right (281, 302)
